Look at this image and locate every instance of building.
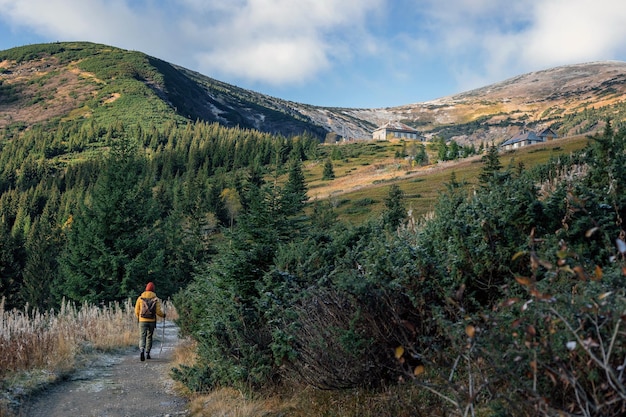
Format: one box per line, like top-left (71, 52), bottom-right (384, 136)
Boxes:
top-left (500, 130), bottom-right (543, 150)
top-left (372, 121), bottom-right (422, 141)
top-left (538, 127), bottom-right (558, 141)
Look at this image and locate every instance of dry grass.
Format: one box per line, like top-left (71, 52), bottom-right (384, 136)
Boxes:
top-left (188, 388), bottom-right (281, 417)
top-left (0, 56), bottom-right (97, 129)
top-left (184, 383), bottom-right (435, 417)
top-left (0, 297), bottom-right (179, 415)
top-left (0, 297), bottom-right (137, 378)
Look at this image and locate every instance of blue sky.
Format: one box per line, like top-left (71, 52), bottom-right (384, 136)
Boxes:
top-left (1, 0), bottom-right (626, 108)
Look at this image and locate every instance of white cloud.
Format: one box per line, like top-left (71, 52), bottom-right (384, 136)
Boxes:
top-left (1, 0), bottom-right (130, 40)
top-left (397, 0), bottom-right (626, 92)
top-left (0, 0), bottom-right (176, 54)
top-left (1, 0), bottom-right (625, 102)
top-left (521, 0), bottom-right (626, 65)
top-left (178, 0), bottom-right (383, 83)
top-left (0, 0), bottom-right (383, 85)
top-left (195, 37), bottom-right (330, 85)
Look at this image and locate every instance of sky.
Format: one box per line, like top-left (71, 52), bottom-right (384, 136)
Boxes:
top-left (1, 0), bottom-right (626, 108)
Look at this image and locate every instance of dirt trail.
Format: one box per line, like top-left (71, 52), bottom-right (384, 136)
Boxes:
top-left (18, 321), bottom-right (189, 417)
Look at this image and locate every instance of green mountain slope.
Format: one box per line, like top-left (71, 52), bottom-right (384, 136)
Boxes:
top-left (0, 42), bottom-right (328, 138)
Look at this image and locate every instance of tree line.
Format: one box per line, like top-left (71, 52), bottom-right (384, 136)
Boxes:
top-left (0, 119), bottom-right (319, 309)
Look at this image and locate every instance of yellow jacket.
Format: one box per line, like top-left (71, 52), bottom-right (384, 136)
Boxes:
top-left (134, 291), bottom-right (165, 322)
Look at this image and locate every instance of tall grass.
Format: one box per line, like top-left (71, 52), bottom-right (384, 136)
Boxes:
top-left (0, 297), bottom-right (137, 378)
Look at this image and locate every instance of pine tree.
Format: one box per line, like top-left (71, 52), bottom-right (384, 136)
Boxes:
top-left (322, 159), bottom-right (335, 180)
top-left (478, 145), bottom-right (506, 186)
top-left (58, 139), bottom-right (164, 303)
top-left (282, 159), bottom-right (308, 215)
top-left (0, 221), bottom-right (26, 309)
top-left (21, 185), bottom-right (62, 309)
top-left (448, 140), bottom-right (460, 160)
top-left (382, 184), bottom-right (406, 231)
top-left (21, 217), bottom-right (60, 308)
top-left (414, 143), bottom-right (428, 166)
top-left (436, 137), bottom-right (449, 161)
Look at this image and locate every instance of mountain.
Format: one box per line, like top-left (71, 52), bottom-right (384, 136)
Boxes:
top-left (0, 42), bottom-right (331, 139)
top-left (2, 42), bottom-right (626, 143)
top-left (356, 61), bottom-right (626, 144)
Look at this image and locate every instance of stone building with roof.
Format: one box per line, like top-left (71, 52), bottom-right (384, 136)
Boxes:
top-left (538, 127), bottom-right (558, 141)
top-left (372, 121), bottom-right (422, 141)
top-left (500, 127), bottom-right (558, 151)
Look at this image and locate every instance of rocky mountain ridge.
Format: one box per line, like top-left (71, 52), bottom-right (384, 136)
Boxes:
top-left (341, 61), bottom-right (626, 143)
top-left (1, 42), bottom-right (625, 144)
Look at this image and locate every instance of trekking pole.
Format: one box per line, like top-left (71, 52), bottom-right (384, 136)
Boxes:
top-left (159, 301), bottom-right (166, 358)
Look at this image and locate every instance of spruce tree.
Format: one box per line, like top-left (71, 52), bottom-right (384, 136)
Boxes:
top-left (322, 159), bottom-right (335, 180)
top-left (382, 184), bottom-right (406, 231)
top-left (478, 145), bottom-right (506, 185)
top-left (414, 143), bottom-right (428, 166)
top-left (58, 139), bottom-right (164, 303)
top-left (21, 217), bottom-right (60, 308)
top-left (436, 137), bottom-right (449, 161)
top-left (21, 187), bottom-right (62, 309)
top-left (282, 158), bottom-right (308, 215)
top-left (0, 221), bottom-right (26, 309)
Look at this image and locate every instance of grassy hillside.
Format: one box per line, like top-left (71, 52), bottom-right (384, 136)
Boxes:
top-left (0, 42), bottom-right (183, 128)
top-left (305, 135), bottom-right (590, 222)
top-left (4, 43), bottom-right (626, 147)
top-left (0, 42), bottom-right (327, 138)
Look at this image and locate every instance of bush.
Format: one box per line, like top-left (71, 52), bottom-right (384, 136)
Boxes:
top-left (173, 123), bottom-right (626, 416)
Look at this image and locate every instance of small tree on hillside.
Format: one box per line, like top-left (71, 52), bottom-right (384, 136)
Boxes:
top-left (382, 184), bottom-right (406, 231)
top-left (414, 143), bottom-right (428, 166)
top-left (282, 159), bottom-right (308, 215)
top-left (322, 158), bottom-right (335, 180)
top-left (478, 145), bottom-right (507, 186)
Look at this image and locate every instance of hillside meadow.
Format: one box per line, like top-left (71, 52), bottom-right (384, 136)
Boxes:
top-left (306, 134), bottom-right (590, 222)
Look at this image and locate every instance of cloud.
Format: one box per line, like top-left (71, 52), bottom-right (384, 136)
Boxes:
top-left (521, 0), bottom-right (626, 65)
top-left (0, 0), bottom-right (177, 54)
top-left (195, 37), bottom-right (330, 85)
top-left (178, 0), bottom-right (383, 84)
top-left (395, 0), bottom-right (626, 92)
top-left (0, 0), bottom-right (383, 85)
top-left (1, 0), bottom-right (624, 102)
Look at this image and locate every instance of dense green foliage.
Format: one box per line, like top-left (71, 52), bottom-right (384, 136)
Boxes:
top-left (0, 117), bottom-right (319, 309)
top-left (172, 124), bottom-right (626, 416)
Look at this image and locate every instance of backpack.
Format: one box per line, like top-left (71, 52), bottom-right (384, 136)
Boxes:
top-left (140, 297), bottom-right (157, 319)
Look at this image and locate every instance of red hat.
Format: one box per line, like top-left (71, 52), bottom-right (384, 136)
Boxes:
top-left (146, 282), bottom-right (155, 292)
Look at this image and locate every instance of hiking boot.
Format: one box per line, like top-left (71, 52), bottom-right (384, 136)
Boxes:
top-left (140, 351), bottom-right (145, 361)
top-left (146, 352), bottom-right (151, 359)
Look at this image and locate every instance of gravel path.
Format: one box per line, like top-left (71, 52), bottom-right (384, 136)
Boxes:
top-left (18, 321), bottom-right (189, 417)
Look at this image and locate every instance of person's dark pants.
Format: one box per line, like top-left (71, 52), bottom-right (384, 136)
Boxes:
top-left (139, 321), bottom-right (157, 353)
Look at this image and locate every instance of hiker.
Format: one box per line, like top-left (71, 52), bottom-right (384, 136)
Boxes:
top-left (134, 281), bottom-right (166, 361)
